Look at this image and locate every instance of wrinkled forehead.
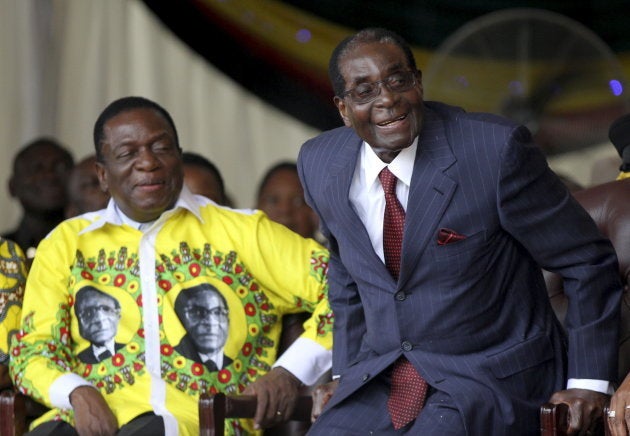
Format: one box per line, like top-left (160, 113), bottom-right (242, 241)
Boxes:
top-left (339, 42), bottom-right (410, 81)
top-left (102, 108), bottom-right (175, 142)
top-left (80, 292), bottom-right (118, 309)
top-left (186, 290), bottom-right (226, 308)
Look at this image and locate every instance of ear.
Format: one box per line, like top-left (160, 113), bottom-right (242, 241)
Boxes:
top-left (95, 161), bottom-right (108, 192)
top-left (416, 69), bottom-right (424, 98)
top-left (8, 177), bottom-right (16, 198)
top-left (333, 96), bottom-right (352, 128)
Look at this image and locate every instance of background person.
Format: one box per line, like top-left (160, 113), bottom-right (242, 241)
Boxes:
top-left (256, 161), bottom-right (319, 240)
top-left (608, 113), bottom-right (630, 181)
top-left (2, 138), bottom-right (74, 259)
top-left (298, 27), bottom-right (621, 435)
top-left (182, 151), bottom-right (231, 206)
top-left (65, 154), bottom-right (110, 218)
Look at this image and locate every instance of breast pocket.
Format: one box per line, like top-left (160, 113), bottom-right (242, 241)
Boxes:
top-left (431, 229), bottom-right (487, 262)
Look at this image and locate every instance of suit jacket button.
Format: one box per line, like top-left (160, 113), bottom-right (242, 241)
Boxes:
top-left (362, 373), bottom-right (370, 382)
top-left (395, 291), bottom-right (406, 301)
top-left (401, 341), bottom-right (413, 352)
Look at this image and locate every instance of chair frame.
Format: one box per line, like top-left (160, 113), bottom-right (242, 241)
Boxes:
top-left (199, 392), bottom-right (312, 436)
top-left (540, 402), bottom-right (610, 436)
top-left (0, 389), bottom-right (26, 436)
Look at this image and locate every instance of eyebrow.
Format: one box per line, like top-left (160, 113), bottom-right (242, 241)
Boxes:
top-left (348, 62), bottom-right (409, 85)
top-left (113, 131), bottom-right (173, 148)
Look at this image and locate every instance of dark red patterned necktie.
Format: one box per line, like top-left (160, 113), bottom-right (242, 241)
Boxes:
top-left (379, 167), bottom-right (428, 429)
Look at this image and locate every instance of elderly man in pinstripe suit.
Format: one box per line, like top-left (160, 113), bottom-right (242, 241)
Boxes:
top-left (298, 27), bottom-right (622, 435)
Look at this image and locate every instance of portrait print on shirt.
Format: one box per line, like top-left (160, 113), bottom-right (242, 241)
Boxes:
top-left (173, 282), bottom-right (232, 372)
top-left (8, 243), bottom-right (330, 402)
top-left (75, 286), bottom-right (124, 363)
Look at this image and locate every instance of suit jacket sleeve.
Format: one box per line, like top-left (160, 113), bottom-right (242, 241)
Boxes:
top-left (497, 125), bottom-right (621, 380)
top-left (324, 234), bottom-right (366, 376)
top-left (298, 144), bottom-right (366, 376)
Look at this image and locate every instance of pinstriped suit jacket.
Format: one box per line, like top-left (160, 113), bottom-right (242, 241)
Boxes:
top-left (297, 101), bottom-right (622, 434)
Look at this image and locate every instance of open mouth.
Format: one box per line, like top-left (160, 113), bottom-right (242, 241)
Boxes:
top-left (377, 114), bottom-right (407, 127)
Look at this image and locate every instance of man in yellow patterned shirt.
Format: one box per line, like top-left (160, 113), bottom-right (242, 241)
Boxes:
top-left (10, 96), bottom-right (333, 436)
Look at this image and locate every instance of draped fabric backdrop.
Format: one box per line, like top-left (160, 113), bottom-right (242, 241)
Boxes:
top-left (0, 0), bottom-right (319, 232)
top-left (0, 0), bottom-right (624, 233)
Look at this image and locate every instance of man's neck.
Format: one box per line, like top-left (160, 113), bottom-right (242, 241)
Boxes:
top-left (11, 211), bottom-right (65, 248)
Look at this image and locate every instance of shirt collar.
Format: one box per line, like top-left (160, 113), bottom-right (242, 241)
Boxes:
top-left (79, 185), bottom-right (206, 235)
top-left (198, 350), bottom-right (224, 369)
top-left (92, 340), bottom-right (115, 357)
top-left (362, 137), bottom-right (418, 189)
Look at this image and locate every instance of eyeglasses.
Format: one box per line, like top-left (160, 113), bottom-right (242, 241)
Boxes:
top-left (339, 71), bottom-right (418, 104)
top-left (78, 305), bottom-right (119, 319)
top-left (184, 306), bottom-right (229, 323)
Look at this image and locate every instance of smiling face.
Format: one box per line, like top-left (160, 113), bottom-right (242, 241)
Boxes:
top-left (95, 108), bottom-right (183, 222)
top-left (334, 42), bottom-right (424, 163)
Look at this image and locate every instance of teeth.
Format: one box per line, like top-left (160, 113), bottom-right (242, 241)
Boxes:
top-left (378, 114), bottom-right (406, 126)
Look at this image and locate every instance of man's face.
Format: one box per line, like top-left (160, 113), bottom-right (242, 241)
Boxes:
top-left (66, 156), bottom-right (110, 217)
top-left (77, 292), bottom-right (121, 346)
top-left (10, 143), bottom-right (73, 213)
top-left (257, 168), bottom-right (318, 239)
top-left (181, 290), bottom-right (229, 354)
top-left (184, 164), bottom-right (224, 205)
top-left (334, 42), bottom-right (424, 162)
top-left (95, 108), bottom-right (183, 223)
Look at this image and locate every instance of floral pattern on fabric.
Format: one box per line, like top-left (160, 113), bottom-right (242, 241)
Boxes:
top-left (0, 238), bottom-right (27, 366)
top-left (11, 239), bottom-right (330, 435)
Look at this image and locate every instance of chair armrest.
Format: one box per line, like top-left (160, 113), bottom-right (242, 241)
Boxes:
top-left (540, 402), bottom-right (569, 436)
top-left (0, 389), bottom-right (27, 436)
top-left (199, 392), bottom-right (313, 436)
top-left (540, 402), bottom-right (611, 436)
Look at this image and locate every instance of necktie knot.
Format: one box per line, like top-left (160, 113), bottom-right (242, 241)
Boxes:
top-left (379, 167), bottom-right (398, 196)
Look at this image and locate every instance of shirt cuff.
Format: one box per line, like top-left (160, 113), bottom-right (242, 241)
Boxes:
top-left (567, 378), bottom-right (612, 395)
top-left (49, 373), bottom-right (94, 409)
top-left (272, 337), bottom-right (332, 386)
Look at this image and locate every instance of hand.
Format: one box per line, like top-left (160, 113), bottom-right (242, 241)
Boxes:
top-left (608, 372), bottom-right (630, 436)
top-left (311, 379), bottom-right (338, 422)
top-left (241, 366), bottom-right (302, 430)
top-left (548, 388), bottom-right (609, 435)
top-left (70, 386), bottom-right (118, 435)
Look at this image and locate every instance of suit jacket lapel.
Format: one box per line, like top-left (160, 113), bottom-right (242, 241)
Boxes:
top-left (399, 107), bottom-right (457, 289)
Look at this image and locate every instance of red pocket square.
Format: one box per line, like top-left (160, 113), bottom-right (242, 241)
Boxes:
top-left (437, 228), bottom-right (467, 245)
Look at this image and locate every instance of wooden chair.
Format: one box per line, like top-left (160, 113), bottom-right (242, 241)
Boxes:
top-left (540, 179), bottom-right (630, 435)
top-left (0, 389), bottom-right (49, 436)
top-left (199, 392), bottom-right (313, 436)
top-left (0, 389), bottom-right (26, 436)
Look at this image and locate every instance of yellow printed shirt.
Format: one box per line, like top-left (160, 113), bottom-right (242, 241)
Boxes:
top-left (0, 238), bottom-right (27, 366)
top-left (10, 189), bottom-right (332, 435)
